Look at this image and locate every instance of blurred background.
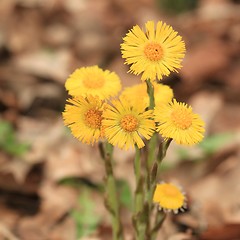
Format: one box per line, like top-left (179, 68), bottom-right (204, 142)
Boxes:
top-left (0, 0), bottom-right (240, 239)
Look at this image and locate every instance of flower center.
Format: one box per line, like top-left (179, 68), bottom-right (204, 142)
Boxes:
top-left (120, 114), bottom-right (139, 132)
top-left (84, 108), bottom-right (103, 129)
top-left (162, 184), bottom-right (180, 197)
top-left (144, 42), bottom-right (163, 61)
top-left (171, 109), bottom-right (193, 130)
top-left (83, 75), bottom-right (105, 89)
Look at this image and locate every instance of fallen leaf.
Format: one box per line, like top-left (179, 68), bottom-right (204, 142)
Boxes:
top-left (13, 50), bottom-right (72, 83)
top-left (46, 143), bottom-right (104, 183)
top-left (0, 158), bottom-right (31, 183)
top-left (200, 223), bottom-right (240, 240)
top-left (180, 39), bottom-right (230, 83)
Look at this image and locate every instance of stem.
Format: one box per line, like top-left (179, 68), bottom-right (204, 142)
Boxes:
top-left (151, 212), bottom-right (166, 240)
top-left (132, 146), bottom-right (146, 240)
top-left (146, 79), bottom-right (157, 189)
top-left (99, 142), bottom-right (124, 240)
top-left (145, 79), bottom-right (172, 240)
top-left (155, 139), bottom-right (172, 178)
top-left (146, 79), bottom-right (157, 176)
top-left (147, 133), bottom-right (158, 188)
top-left (146, 79), bottom-right (155, 110)
top-left (150, 139), bottom-right (172, 240)
top-left (134, 145), bottom-right (141, 189)
top-left (150, 139), bottom-right (172, 191)
top-left (145, 79), bottom-right (158, 239)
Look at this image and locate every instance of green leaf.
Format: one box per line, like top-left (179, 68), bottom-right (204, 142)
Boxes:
top-left (199, 132), bottom-right (234, 155)
top-left (156, 0), bottom-right (198, 14)
top-left (0, 120), bottom-right (29, 157)
top-left (117, 179), bottom-right (133, 210)
top-left (176, 148), bottom-right (190, 160)
top-left (58, 177), bottom-right (103, 191)
top-left (71, 189), bottom-right (101, 238)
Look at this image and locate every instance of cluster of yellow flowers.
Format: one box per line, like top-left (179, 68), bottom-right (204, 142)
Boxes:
top-left (63, 21), bottom-right (205, 214)
top-left (63, 21), bottom-right (204, 150)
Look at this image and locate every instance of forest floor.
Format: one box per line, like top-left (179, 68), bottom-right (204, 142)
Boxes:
top-left (0, 0), bottom-right (240, 239)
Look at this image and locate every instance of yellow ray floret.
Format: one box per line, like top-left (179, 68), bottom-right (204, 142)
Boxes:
top-left (65, 66), bottom-right (121, 100)
top-left (153, 182), bottom-right (186, 214)
top-left (102, 98), bottom-right (155, 150)
top-left (62, 95), bottom-right (104, 145)
top-left (120, 82), bottom-right (173, 107)
top-left (154, 99), bottom-right (205, 145)
top-left (121, 21), bottom-right (186, 81)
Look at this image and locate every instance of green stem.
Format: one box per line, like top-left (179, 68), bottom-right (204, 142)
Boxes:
top-left (150, 139), bottom-right (172, 240)
top-left (134, 145), bottom-right (141, 190)
top-left (145, 79), bottom-right (172, 240)
top-left (146, 79), bottom-right (157, 189)
top-left (145, 79), bottom-right (158, 239)
top-left (151, 212), bottom-right (166, 240)
top-left (99, 142), bottom-right (124, 240)
top-left (146, 79), bottom-right (155, 110)
top-left (150, 139), bottom-right (172, 191)
top-left (147, 133), bottom-right (158, 188)
top-left (132, 146), bottom-right (146, 240)
top-left (156, 139), bottom-right (172, 178)
top-left (146, 78), bottom-right (157, 174)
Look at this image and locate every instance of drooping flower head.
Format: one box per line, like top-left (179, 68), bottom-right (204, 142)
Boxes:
top-left (63, 95), bottom-right (104, 145)
top-left (121, 21), bottom-right (185, 81)
top-left (102, 98), bottom-right (155, 150)
top-left (153, 182), bottom-right (186, 214)
top-left (154, 99), bottom-right (205, 145)
top-left (65, 66), bottom-right (121, 100)
top-left (120, 82), bottom-right (173, 107)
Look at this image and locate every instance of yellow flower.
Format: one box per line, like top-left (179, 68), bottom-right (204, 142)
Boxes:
top-left (154, 99), bottom-right (205, 145)
top-left (102, 98), bottom-right (155, 150)
top-left (121, 21), bottom-right (185, 81)
top-left (120, 82), bottom-right (173, 107)
top-left (65, 66), bottom-right (121, 100)
top-left (63, 95), bottom-right (104, 145)
top-left (153, 182), bottom-right (186, 213)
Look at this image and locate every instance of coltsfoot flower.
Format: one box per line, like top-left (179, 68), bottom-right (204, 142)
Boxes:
top-left (65, 66), bottom-right (121, 100)
top-left (153, 182), bottom-right (186, 214)
top-left (121, 21), bottom-right (185, 81)
top-left (120, 82), bottom-right (173, 107)
top-left (102, 98), bottom-right (155, 150)
top-left (154, 99), bottom-right (205, 145)
top-left (63, 95), bottom-right (104, 145)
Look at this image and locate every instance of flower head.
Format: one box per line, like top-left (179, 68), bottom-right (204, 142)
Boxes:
top-left (63, 95), bottom-right (104, 145)
top-left (65, 66), bottom-right (121, 100)
top-left (102, 98), bottom-right (155, 150)
top-left (120, 82), bottom-right (173, 107)
top-left (154, 99), bottom-right (205, 145)
top-left (153, 182), bottom-right (186, 213)
top-left (121, 21), bottom-right (185, 81)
